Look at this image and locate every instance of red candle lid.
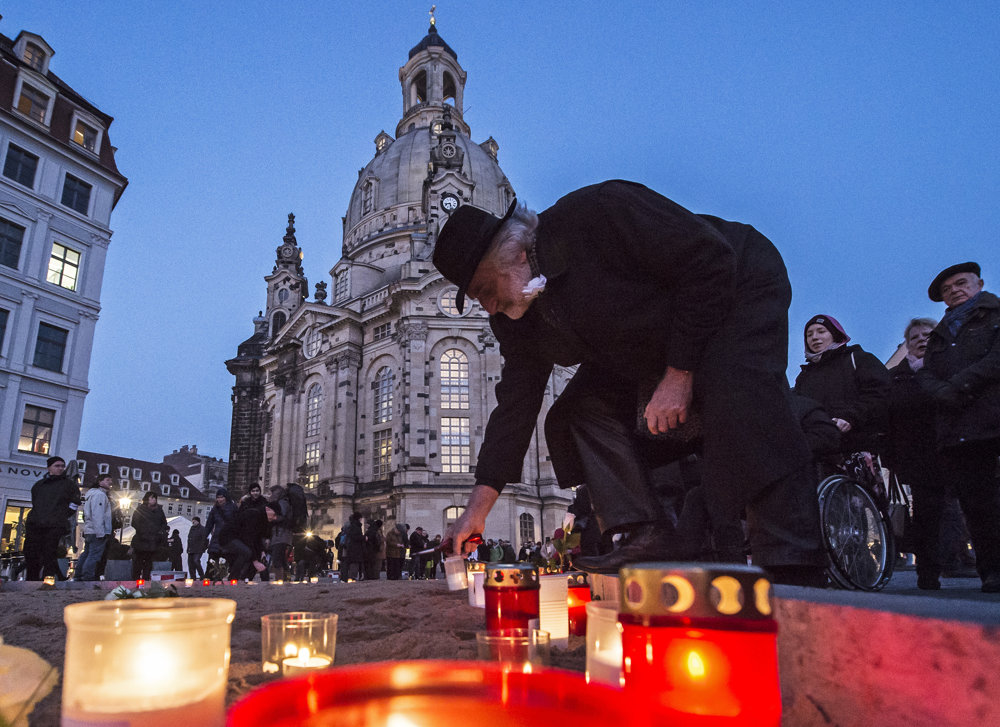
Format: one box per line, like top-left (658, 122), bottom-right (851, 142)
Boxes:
top-left (227, 660), bottom-right (686, 727)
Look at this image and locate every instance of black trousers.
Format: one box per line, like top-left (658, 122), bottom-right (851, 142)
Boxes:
top-left (931, 440), bottom-right (1000, 580)
top-left (545, 364), bottom-right (823, 568)
top-left (188, 550), bottom-right (206, 579)
top-left (23, 523), bottom-right (65, 580)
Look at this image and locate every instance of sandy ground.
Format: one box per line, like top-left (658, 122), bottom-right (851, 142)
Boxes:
top-left (0, 578), bottom-right (586, 725)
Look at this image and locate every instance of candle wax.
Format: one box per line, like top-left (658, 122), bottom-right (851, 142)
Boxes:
top-left (62, 684), bottom-right (224, 727)
top-left (484, 588), bottom-right (539, 634)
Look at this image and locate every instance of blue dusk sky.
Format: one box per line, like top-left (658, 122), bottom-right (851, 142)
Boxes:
top-left (2, 2), bottom-right (997, 462)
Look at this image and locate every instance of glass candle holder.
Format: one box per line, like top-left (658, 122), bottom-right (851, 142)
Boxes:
top-left (538, 572), bottom-right (569, 647)
top-left (585, 600), bottom-right (623, 687)
top-left (618, 562), bottom-right (781, 726)
top-left (443, 554), bottom-right (469, 590)
top-left (567, 572), bottom-right (592, 636)
top-left (475, 628), bottom-right (551, 671)
top-left (261, 612), bottom-right (338, 676)
top-left (62, 598), bottom-right (236, 727)
top-left (227, 660), bottom-right (662, 727)
top-left (483, 564), bottom-right (539, 634)
top-left (467, 563), bottom-right (486, 607)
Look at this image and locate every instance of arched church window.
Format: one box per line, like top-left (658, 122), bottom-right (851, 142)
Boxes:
top-left (413, 70), bottom-right (427, 104)
top-left (519, 513), bottom-right (535, 547)
top-left (373, 367), bottom-right (394, 424)
top-left (440, 349), bottom-right (469, 409)
top-left (334, 270), bottom-right (349, 302)
top-left (272, 312), bottom-right (286, 336)
top-left (443, 72), bottom-right (456, 105)
top-left (362, 180), bottom-right (374, 215)
top-left (306, 383), bottom-right (322, 437)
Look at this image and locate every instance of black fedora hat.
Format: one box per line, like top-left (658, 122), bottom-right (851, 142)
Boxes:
top-left (433, 199), bottom-right (517, 313)
top-left (928, 261), bottom-right (981, 302)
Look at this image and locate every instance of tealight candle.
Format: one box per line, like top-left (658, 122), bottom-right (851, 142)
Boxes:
top-left (310, 576), bottom-right (319, 584)
top-left (43, 575), bottom-right (56, 585)
top-left (62, 598), bottom-right (235, 726)
top-left (184, 579), bottom-right (194, 588)
top-left (261, 612), bottom-right (338, 676)
top-left (468, 563), bottom-right (486, 607)
top-left (444, 554), bottom-right (469, 590)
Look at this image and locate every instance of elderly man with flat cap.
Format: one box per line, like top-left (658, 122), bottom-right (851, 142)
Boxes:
top-left (433, 180), bottom-right (825, 585)
top-left (919, 262), bottom-right (1000, 593)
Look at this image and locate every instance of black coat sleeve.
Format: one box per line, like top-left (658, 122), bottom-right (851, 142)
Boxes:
top-left (841, 349), bottom-right (891, 431)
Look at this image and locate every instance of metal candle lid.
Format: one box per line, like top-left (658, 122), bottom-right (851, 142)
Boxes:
top-left (566, 571), bottom-right (590, 589)
top-left (467, 561), bottom-right (487, 573)
top-left (618, 562), bottom-right (774, 621)
top-left (483, 563), bottom-right (540, 590)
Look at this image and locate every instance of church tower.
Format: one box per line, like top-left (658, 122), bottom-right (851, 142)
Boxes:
top-left (227, 18), bottom-right (571, 545)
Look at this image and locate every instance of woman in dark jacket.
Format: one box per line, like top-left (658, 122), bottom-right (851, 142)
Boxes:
top-left (130, 492), bottom-right (168, 580)
top-left (793, 314), bottom-right (891, 455)
top-left (167, 528), bottom-right (183, 571)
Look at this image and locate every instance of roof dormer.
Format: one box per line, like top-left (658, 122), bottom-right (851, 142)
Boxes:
top-left (13, 32), bottom-right (54, 75)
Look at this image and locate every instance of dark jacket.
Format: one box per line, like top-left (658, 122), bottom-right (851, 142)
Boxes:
top-left (205, 499), bottom-right (237, 541)
top-left (187, 523), bottom-right (209, 554)
top-left (409, 530), bottom-right (428, 555)
top-left (344, 520), bottom-right (366, 562)
top-left (130, 503), bottom-right (168, 553)
top-left (26, 474), bottom-right (81, 531)
top-left (789, 394), bottom-right (842, 456)
top-left (919, 291), bottom-right (1000, 449)
top-left (385, 525), bottom-right (406, 558)
top-left (885, 358), bottom-right (943, 488)
top-left (794, 344), bottom-right (890, 453)
top-left (217, 508), bottom-right (268, 556)
top-left (474, 181), bottom-right (811, 524)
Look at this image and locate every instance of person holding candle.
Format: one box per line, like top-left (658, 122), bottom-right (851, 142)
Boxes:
top-left (434, 181), bottom-right (826, 585)
top-left (130, 492), bottom-right (168, 580)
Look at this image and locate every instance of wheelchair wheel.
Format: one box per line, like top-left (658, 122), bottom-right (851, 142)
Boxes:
top-left (817, 474), bottom-right (894, 591)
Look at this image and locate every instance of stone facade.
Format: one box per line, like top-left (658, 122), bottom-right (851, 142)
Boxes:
top-left (227, 22), bottom-right (572, 545)
top-left (0, 28), bottom-right (127, 552)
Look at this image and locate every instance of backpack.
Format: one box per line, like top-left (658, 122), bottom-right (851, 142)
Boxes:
top-left (286, 483), bottom-right (309, 532)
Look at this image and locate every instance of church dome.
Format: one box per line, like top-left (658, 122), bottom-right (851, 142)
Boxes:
top-left (408, 24), bottom-right (457, 61)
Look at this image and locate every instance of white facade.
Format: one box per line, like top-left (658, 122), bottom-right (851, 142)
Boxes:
top-left (0, 30), bottom-right (127, 552)
top-left (228, 23), bottom-right (572, 547)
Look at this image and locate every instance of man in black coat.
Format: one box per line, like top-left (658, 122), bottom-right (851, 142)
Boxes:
top-left (23, 456), bottom-right (81, 580)
top-left (918, 262), bottom-right (1000, 593)
top-left (217, 504), bottom-right (275, 581)
top-left (187, 516), bottom-right (209, 579)
top-left (434, 180), bottom-right (824, 585)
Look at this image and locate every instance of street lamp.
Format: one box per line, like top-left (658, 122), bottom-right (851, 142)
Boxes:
top-left (117, 495), bottom-right (133, 543)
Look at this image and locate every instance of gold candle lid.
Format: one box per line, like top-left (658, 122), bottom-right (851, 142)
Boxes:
top-left (483, 563), bottom-right (539, 589)
top-left (467, 561), bottom-right (487, 573)
top-left (566, 571), bottom-right (590, 588)
top-left (618, 562), bottom-right (774, 621)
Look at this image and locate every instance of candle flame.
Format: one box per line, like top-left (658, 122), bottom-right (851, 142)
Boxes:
top-left (686, 650), bottom-right (706, 679)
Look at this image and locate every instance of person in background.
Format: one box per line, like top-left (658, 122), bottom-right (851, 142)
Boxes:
top-left (75, 474), bottom-right (113, 581)
top-left (342, 512), bottom-right (366, 581)
top-left (793, 314), bottom-right (891, 456)
top-left (23, 456), bottom-right (80, 581)
top-left (238, 484), bottom-right (266, 513)
top-left (409, 527), bottom-right (429, 579)
top-left (918, 262), bottom-right (1000, 593)
top-left (186, 515), bottom-right (208, 579)
top-left (130, 492), bottom-right (168, 581)
top-left (205, 488), bottom-right (237, 560)
top-left (385, 522), bottom-right (406, 580)
top-left (365, 519), bottom-right (385, 581)
top-left (267, 484), bottom-right (293, 581)
top-left (218, 504), bottom-right (276, 581)
top-left (167, 529), bottom-right (183, 571)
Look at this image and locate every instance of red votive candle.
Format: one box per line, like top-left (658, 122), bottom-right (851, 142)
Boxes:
top-left (226, 660), bottom-right (686, 727)
top-left (566, 572), bottom-right (592, 636)
top-left (618, 563), bottom-right (781, 727)
top-left (483, 563), bottom-right (540, 634)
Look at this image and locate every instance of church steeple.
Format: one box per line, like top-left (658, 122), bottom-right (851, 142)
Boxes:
top-left (397, 16), bottom-right (468, 137)
top-left (264, 212), bottom-right (308, 338)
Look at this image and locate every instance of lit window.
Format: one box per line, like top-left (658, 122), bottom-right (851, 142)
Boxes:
top-left (519, 513), bottom-right (535, 546)
top-left (440, 349), bottom-right (469, 409)
top-left (18, 405), bottom-right (55, 454)
top-left (334, 270), bottom-right (349, 302)
top-left (3, 144), bottom-right (38, 188)
top-left (33, 322), bottom-right (68, 372)
top-left (0, 218), bottom-right (25, 269)
top-left (61, 174), bottom-right (91, 215)
top-left (439, 289), bottom-right (463, 317)
top-left (373, 323), bottom-right (392, 341)
top-left (16, 84), bottom-right (49, 124)
top-left (306, 383), bottom-right (322, 437)
top-left (373, 367), bottom-right (394, 424)
top-left (372, 429), bottom-right (392, 480)
top-left (440, 417), bottom-right (470, 473)
top-left (72, 120), bottom-right (98, 152)
top-left (445, 506), bottom-right (464, 528)
top-left (23, 43), bottom-right (45, 71)
top-left (47, 243), bottom-right (81, 291)
top-left (304, 441), bottom-right (320, 488)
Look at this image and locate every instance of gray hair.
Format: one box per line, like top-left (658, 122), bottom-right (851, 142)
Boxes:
top-left (485, 203), bottom-right (538, 267)
top-left (904, 317), bottom-right (937, 340)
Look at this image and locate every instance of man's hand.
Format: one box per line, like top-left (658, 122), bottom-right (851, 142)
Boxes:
top-left (645, 367), bottom-right (694, 434)
top-left (446, 484), bottom-right (499, 555)
top-left (832, 417), bottom-right (852, 433)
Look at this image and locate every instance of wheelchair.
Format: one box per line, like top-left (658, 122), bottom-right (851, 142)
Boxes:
top-left (816, 452), bottom-right (895, 591)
